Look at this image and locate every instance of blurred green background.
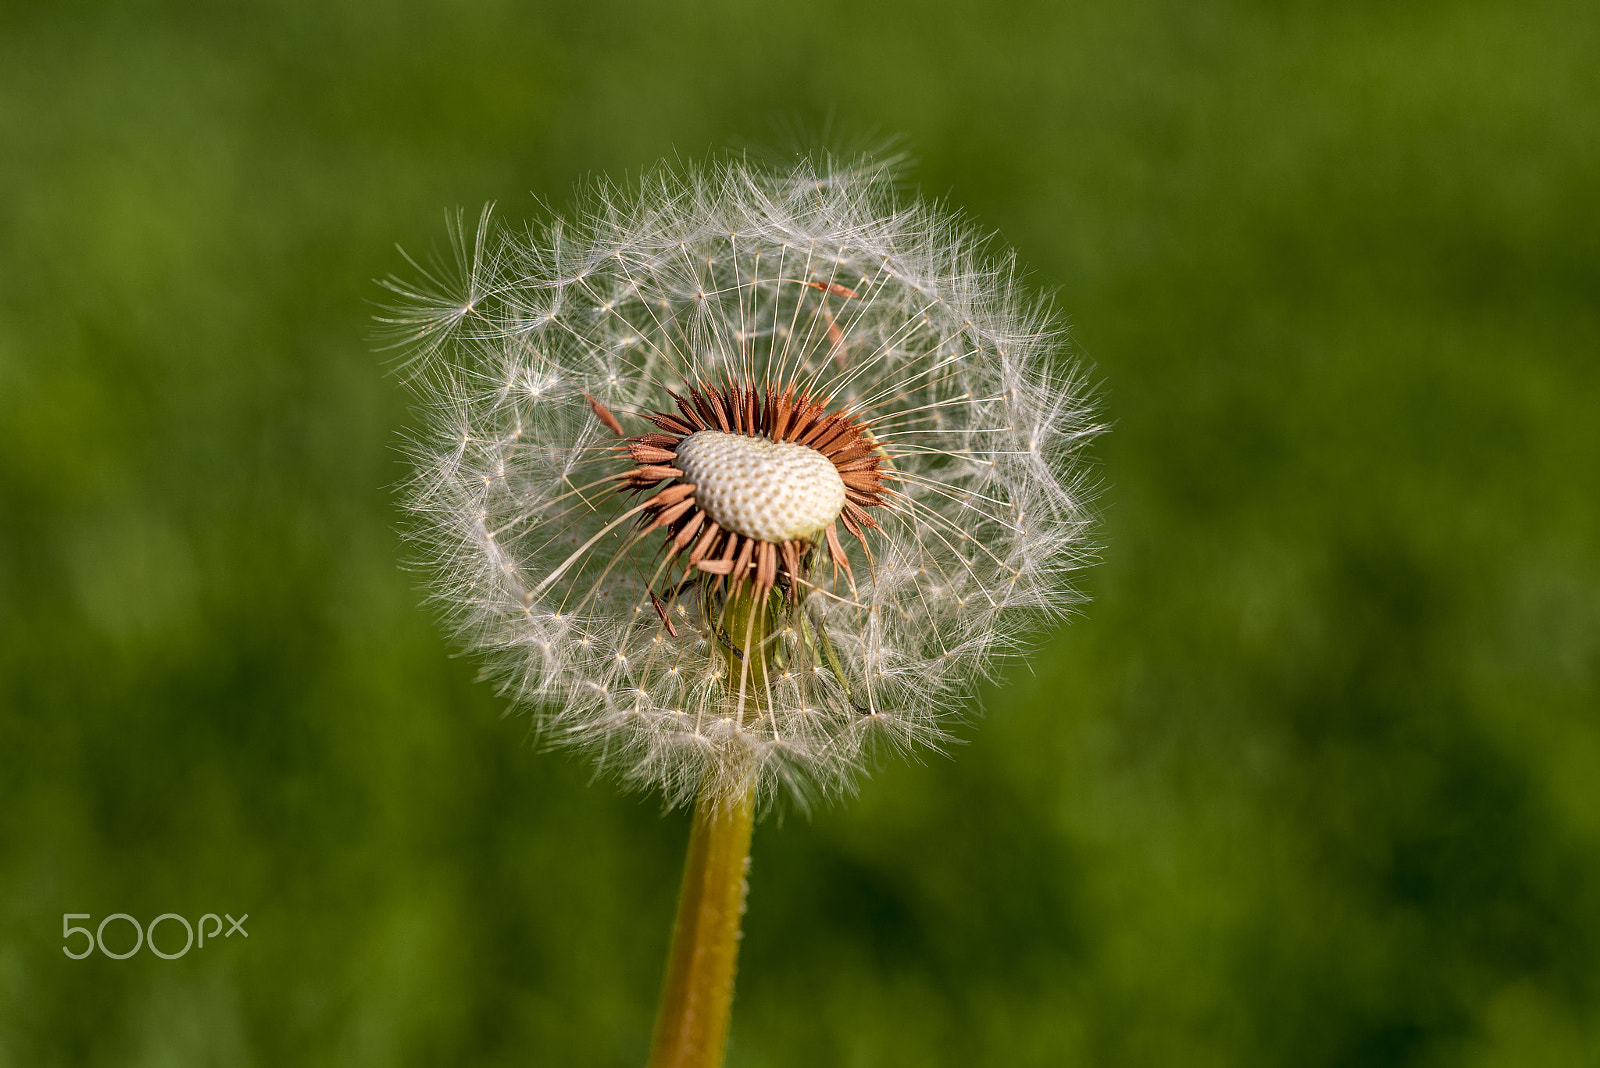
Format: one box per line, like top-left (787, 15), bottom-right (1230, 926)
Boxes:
top-left (3, 0), bottom-right (1598, 1064)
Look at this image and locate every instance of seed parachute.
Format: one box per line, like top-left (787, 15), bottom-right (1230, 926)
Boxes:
top-left (385, 154), bottom-right (1100, 811)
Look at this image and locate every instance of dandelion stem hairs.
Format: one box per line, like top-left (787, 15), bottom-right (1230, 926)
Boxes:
top-left (386, 155), bottom-right (1099, 811)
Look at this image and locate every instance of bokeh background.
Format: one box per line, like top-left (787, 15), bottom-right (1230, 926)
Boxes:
top-left (3, 0), bottom-right (1598, 1064)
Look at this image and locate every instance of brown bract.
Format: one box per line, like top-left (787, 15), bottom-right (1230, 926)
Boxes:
top-left (584, 382), bottom-right (890, 609)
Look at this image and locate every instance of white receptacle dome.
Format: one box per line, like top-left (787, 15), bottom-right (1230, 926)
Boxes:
top-left (673, 430), bottom-right (847, 544)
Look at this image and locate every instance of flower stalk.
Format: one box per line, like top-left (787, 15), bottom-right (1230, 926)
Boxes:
top-left (647, 777), bottom-right (756, 1068)
top-left (648, 584), bottom-right (773, 1067)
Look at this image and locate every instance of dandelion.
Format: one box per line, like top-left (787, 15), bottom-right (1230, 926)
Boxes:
top-left (384, 153), bottom-right (1098, 1067)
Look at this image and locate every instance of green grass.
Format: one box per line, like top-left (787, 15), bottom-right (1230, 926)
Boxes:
top-left (3, 0), bottom-right (1598, 1063)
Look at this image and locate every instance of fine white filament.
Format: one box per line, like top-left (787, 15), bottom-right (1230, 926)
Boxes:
top-left (385, 155), bottom-right (1100, 811)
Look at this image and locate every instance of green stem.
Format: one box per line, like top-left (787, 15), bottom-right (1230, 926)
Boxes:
top-left (647, 779), bottom-right (757, 1068)
top-left (649, 582), bottom-right (775, 1068)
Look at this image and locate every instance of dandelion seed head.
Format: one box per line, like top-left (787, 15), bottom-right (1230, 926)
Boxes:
top-left (386, 153), bottom-right (1101, 812)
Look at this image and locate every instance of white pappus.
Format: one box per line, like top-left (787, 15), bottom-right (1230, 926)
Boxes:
top-left (383, 154), bottom-right (1100, 812)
